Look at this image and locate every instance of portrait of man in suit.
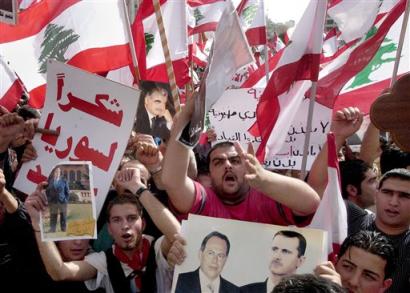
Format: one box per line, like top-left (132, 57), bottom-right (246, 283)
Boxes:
top-left (175, 231), bottom-right (239, 293)
top-left (134, 81), bottom-right (175, 142)
top-left (241, 230), bottom-right (307, 293)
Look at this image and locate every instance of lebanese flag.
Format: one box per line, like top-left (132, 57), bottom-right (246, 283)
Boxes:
top-left (322, 28), bottom-right (338, 57)
top-left (18, 0), bottom-right (40, 9)
top-left (334, 8), bottom-right (410, 114)
top-left (237, 0), bottom-right (267, 46)
top-left (327, 0), bottom-right (382, 43)
top-left (133, 0), bottom-right (189, 87)
top-left (249, 0), bottom-right (327, 162)
top-left (309, 133), bottom-right (347, 260)
top-left (269, 32), bottom-right (285, 53)
top-left (189, 42), bottom-right (208, 68)
top-left (0, 57), bottom-right (24, 111)
top-left (0, 0), bottom-right (132, 109)
top-left (187, 0), bottom-right (226, 36)
top-left (314, 0), bottom-right (407, 110)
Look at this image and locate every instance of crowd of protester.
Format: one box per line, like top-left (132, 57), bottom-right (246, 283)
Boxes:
top-left (0, 83), bottom-right (409, 293)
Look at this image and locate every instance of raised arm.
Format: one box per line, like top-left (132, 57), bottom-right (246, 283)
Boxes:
top-left (359, 121), bottom-right (381, 166)
top-left (25, 183), bottom-right (97, 281)
top-left (236, 142), bottom-right (320, 216)
top-left (115, 168), bottom-right (181, 255)
top-left (161, 96), bottom-right (196, 213)
top-left (308, 107), bottom-right (363, 198)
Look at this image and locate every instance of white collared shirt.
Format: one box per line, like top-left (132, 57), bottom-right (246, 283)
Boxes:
top-left (266, 277), bottom-right (275, 293)
top-left (199, 269), bottom-right (221, 293)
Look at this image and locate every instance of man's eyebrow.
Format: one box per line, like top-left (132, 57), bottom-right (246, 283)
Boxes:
top-left (363, 269), bottom-right (382, 279)
top-left (341, 259), bottom-right (357, 267)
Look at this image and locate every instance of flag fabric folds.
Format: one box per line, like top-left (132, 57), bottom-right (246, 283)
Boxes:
top-left (249, 0), bottom-right (327, 162)
top-left (0, 0), bottom-right (133, 109)
top-left (309, 133), bottom-right (347, 260)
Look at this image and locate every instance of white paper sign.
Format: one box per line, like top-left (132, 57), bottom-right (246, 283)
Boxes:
top-left (14, 60), bottom-right (139, 215)
top-left (172, 215), bottom-right (327, 291)
top-left (208, 88), bottom-right (333, 170)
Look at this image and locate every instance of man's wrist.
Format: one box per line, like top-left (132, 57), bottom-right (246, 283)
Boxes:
top-left (148, 164), bottom-right (162, 175)
top-left (134, 186), bottom-right (149, 199)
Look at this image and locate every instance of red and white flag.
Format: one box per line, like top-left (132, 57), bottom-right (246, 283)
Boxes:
top-left (133, 0), bottom-right (189, 87)
top-left (309, 133), bottom-right (347, 260)
top-left (237, 0), bottom-right (267, 46)
top-left (327, 0), bottom-right (381, 43)
top-left (0, 56), bottom-right (24, 111)
top-left (314, 0), bottom-right (407, 110)
top-left (187, 0), bottom-right (226, 35)
top-left (249, 0), bottom-right (327, 162)
top-left (322, 28), bottom-right (338, 58)
top-left (0, 0), bottom-right (132, 109)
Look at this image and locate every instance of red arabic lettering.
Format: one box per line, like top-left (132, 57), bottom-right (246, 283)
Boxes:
top-left (27, 165), bottom-right (47, 184)
top-left (70, 136), bottom-right (118, 171)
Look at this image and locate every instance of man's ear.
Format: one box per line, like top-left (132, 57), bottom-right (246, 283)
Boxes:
top-left (141, 218), bottom-right (146, 232)
top-left (297, 256), bottom-right (306, 268)
top-left (379, 278), bottom-right (392, 292)
top-left (346, 184), bottom-right (358, 197)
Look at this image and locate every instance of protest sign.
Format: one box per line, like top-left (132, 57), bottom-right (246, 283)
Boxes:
top-left (40, 161), bottom-right (97, 241)
top-left (208, 88), bottom-right (332, 170)
top-left (172, 214), bottom-right (327, 292)
top-left (14, 60), bottom-right (139, 215)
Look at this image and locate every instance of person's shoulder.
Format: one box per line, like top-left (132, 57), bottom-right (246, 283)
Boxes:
top-left (240, 280), bottom-right (266, 292)
top-left (220, 276), bottom-right (239, 291)
top-left (178, 269), bottom-right (199, 279)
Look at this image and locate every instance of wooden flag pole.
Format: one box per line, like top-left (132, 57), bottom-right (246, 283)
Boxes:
top-left (152, 0), bottom-right (181, 112)
top-left (122, 0), bottom-right (141, 85)
top-left (390, 0), bottom-right (409, 86)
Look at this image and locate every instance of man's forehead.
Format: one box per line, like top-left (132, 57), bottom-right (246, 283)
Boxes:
top-left (205, 236), bottom-right (227, 250)
top-left (272, 235), bottom-right (299, 247)
top-left (342, 246), bottom-right (386, 273)
top-left (109, 204), bottom-right (140, 217)
top-left (379, 177), bottom-right (410, 191)
top-left (210, 146), bottom-right (238, 159)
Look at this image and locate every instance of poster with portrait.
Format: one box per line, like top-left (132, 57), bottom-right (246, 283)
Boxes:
top-left (171, 214), bottom-right (327, 292)
top-left (134, 80), bottom-right (176, 144)
top-left (40, 161), bottom-right (97, 241)
top-left (0, 0), bottom-right (17, 25)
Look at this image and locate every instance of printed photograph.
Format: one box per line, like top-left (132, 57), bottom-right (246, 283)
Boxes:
top-left (40, 161), bottom-right (97, 241)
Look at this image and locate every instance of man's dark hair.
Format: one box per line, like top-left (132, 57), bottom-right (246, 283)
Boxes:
top-left (200, 231), bottom-right (231, 256)
top-left (273, 274), bottom-right (345, 293)
top-left (378, 168), bottom-right (410, 189)
top-left (106, 194), bottom-right (143, 222)
top-left (206, 141), bottom-right (235, 167)
top-left (274, 230), bottom-right (307, 257)
top-left (380, 145), bottom-right (410, 174)
top-left (339, 159), bottom-right (372, 199)
top-left (338, 231), bottom-right (394, 279)
top-left (15, 104), bottom-right (41, 120)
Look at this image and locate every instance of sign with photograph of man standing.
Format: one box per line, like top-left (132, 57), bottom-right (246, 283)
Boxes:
top-left (171, 215), bottom-right (327, 292)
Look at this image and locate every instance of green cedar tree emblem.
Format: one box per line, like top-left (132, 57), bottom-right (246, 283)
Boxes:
top-left (145, 33), bottom-right (155, 55)
top-left (242, 4), bottom-right (258, 28)
top-left (194, 8), bottom-right (204, 26)
top-left (38, 23), bottom-right (80, 74)
top-left (347, 33), bottom-right (397, 89)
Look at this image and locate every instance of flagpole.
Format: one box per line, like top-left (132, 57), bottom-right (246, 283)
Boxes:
top-left (152, 0), bottom-right (181, 112)
top-left (122, 0), bottom-right (141, 85)
top-left (262, 0), bottom-right (269, 84)
top-left (300, 0), bottom-right (328, 180)
top-left (300, 82), bottom-right (318, 179)
top-left (390, 0), bottom-right (409, 85)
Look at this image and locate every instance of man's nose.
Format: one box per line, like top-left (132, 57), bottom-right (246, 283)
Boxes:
top-left (389, 194), bottom-right (400, 206)
top-left (348, 270), bottom-right (361, 288)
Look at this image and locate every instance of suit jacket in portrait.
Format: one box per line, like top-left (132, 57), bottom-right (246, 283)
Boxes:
top-left (175, 268), bottom-right (240, 293)
top-left (240, 279), bottom-right (268, 293)
top-left (46, 178), bottom-right (70, 204)
top-left (134, 107), bottom-right (170, 140)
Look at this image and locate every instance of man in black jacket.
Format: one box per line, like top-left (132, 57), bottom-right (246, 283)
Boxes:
top-left (175, 231), bottom-right (239, 293)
